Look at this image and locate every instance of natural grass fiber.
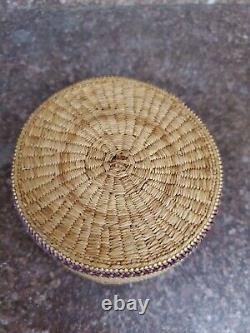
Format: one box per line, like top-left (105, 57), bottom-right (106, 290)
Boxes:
top-left (12, 76), bottom-right (222, 284)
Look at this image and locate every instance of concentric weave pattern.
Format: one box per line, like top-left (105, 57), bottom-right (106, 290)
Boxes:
top-left (12, 77), bottom-right (222, 282)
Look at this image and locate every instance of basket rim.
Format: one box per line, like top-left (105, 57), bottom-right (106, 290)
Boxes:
top-left (12, 75), bottom-right (223, 279)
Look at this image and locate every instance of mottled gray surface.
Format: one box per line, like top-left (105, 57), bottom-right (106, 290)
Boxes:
top-left (0, 4), bottom-right (250, 333)
top-left (1, 0), bottom-right (250, 11)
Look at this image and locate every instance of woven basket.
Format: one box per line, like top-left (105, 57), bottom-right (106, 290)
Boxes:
top-left (12, 76), bottom-right (222, 284)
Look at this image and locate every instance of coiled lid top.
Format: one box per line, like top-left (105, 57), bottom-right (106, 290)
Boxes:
top-left (12, 77), bottom-right (222, 279)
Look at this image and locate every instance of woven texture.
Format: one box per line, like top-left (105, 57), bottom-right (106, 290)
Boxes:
top-left (12, 77), bottom-right (222, 283)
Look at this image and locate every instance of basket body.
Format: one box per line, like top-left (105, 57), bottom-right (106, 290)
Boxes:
top-left (12, 76), bottom-right (222, 284)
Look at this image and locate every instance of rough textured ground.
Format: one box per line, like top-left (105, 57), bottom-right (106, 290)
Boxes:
top-left (0, 4), bottom-right (250, 333)
top-left (1, 0), bottom-right (249, 11)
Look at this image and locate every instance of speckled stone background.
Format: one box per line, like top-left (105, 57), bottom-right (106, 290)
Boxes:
top-left (1, 0), bottom-right (249, 10)
top-left (0, 4), bottom-right (250, 333)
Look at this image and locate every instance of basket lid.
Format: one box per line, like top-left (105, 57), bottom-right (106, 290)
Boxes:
top-left (12, 76), bottom-right (222, 280)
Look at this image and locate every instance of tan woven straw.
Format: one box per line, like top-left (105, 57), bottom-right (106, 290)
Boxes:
top-left (12, 76), bottom-right (222, 284)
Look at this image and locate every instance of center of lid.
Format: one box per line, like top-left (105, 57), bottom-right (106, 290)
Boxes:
top-left (103, 151), bottom-right (133, 178)
top-left (109, 154), bottom-right (127, 172)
